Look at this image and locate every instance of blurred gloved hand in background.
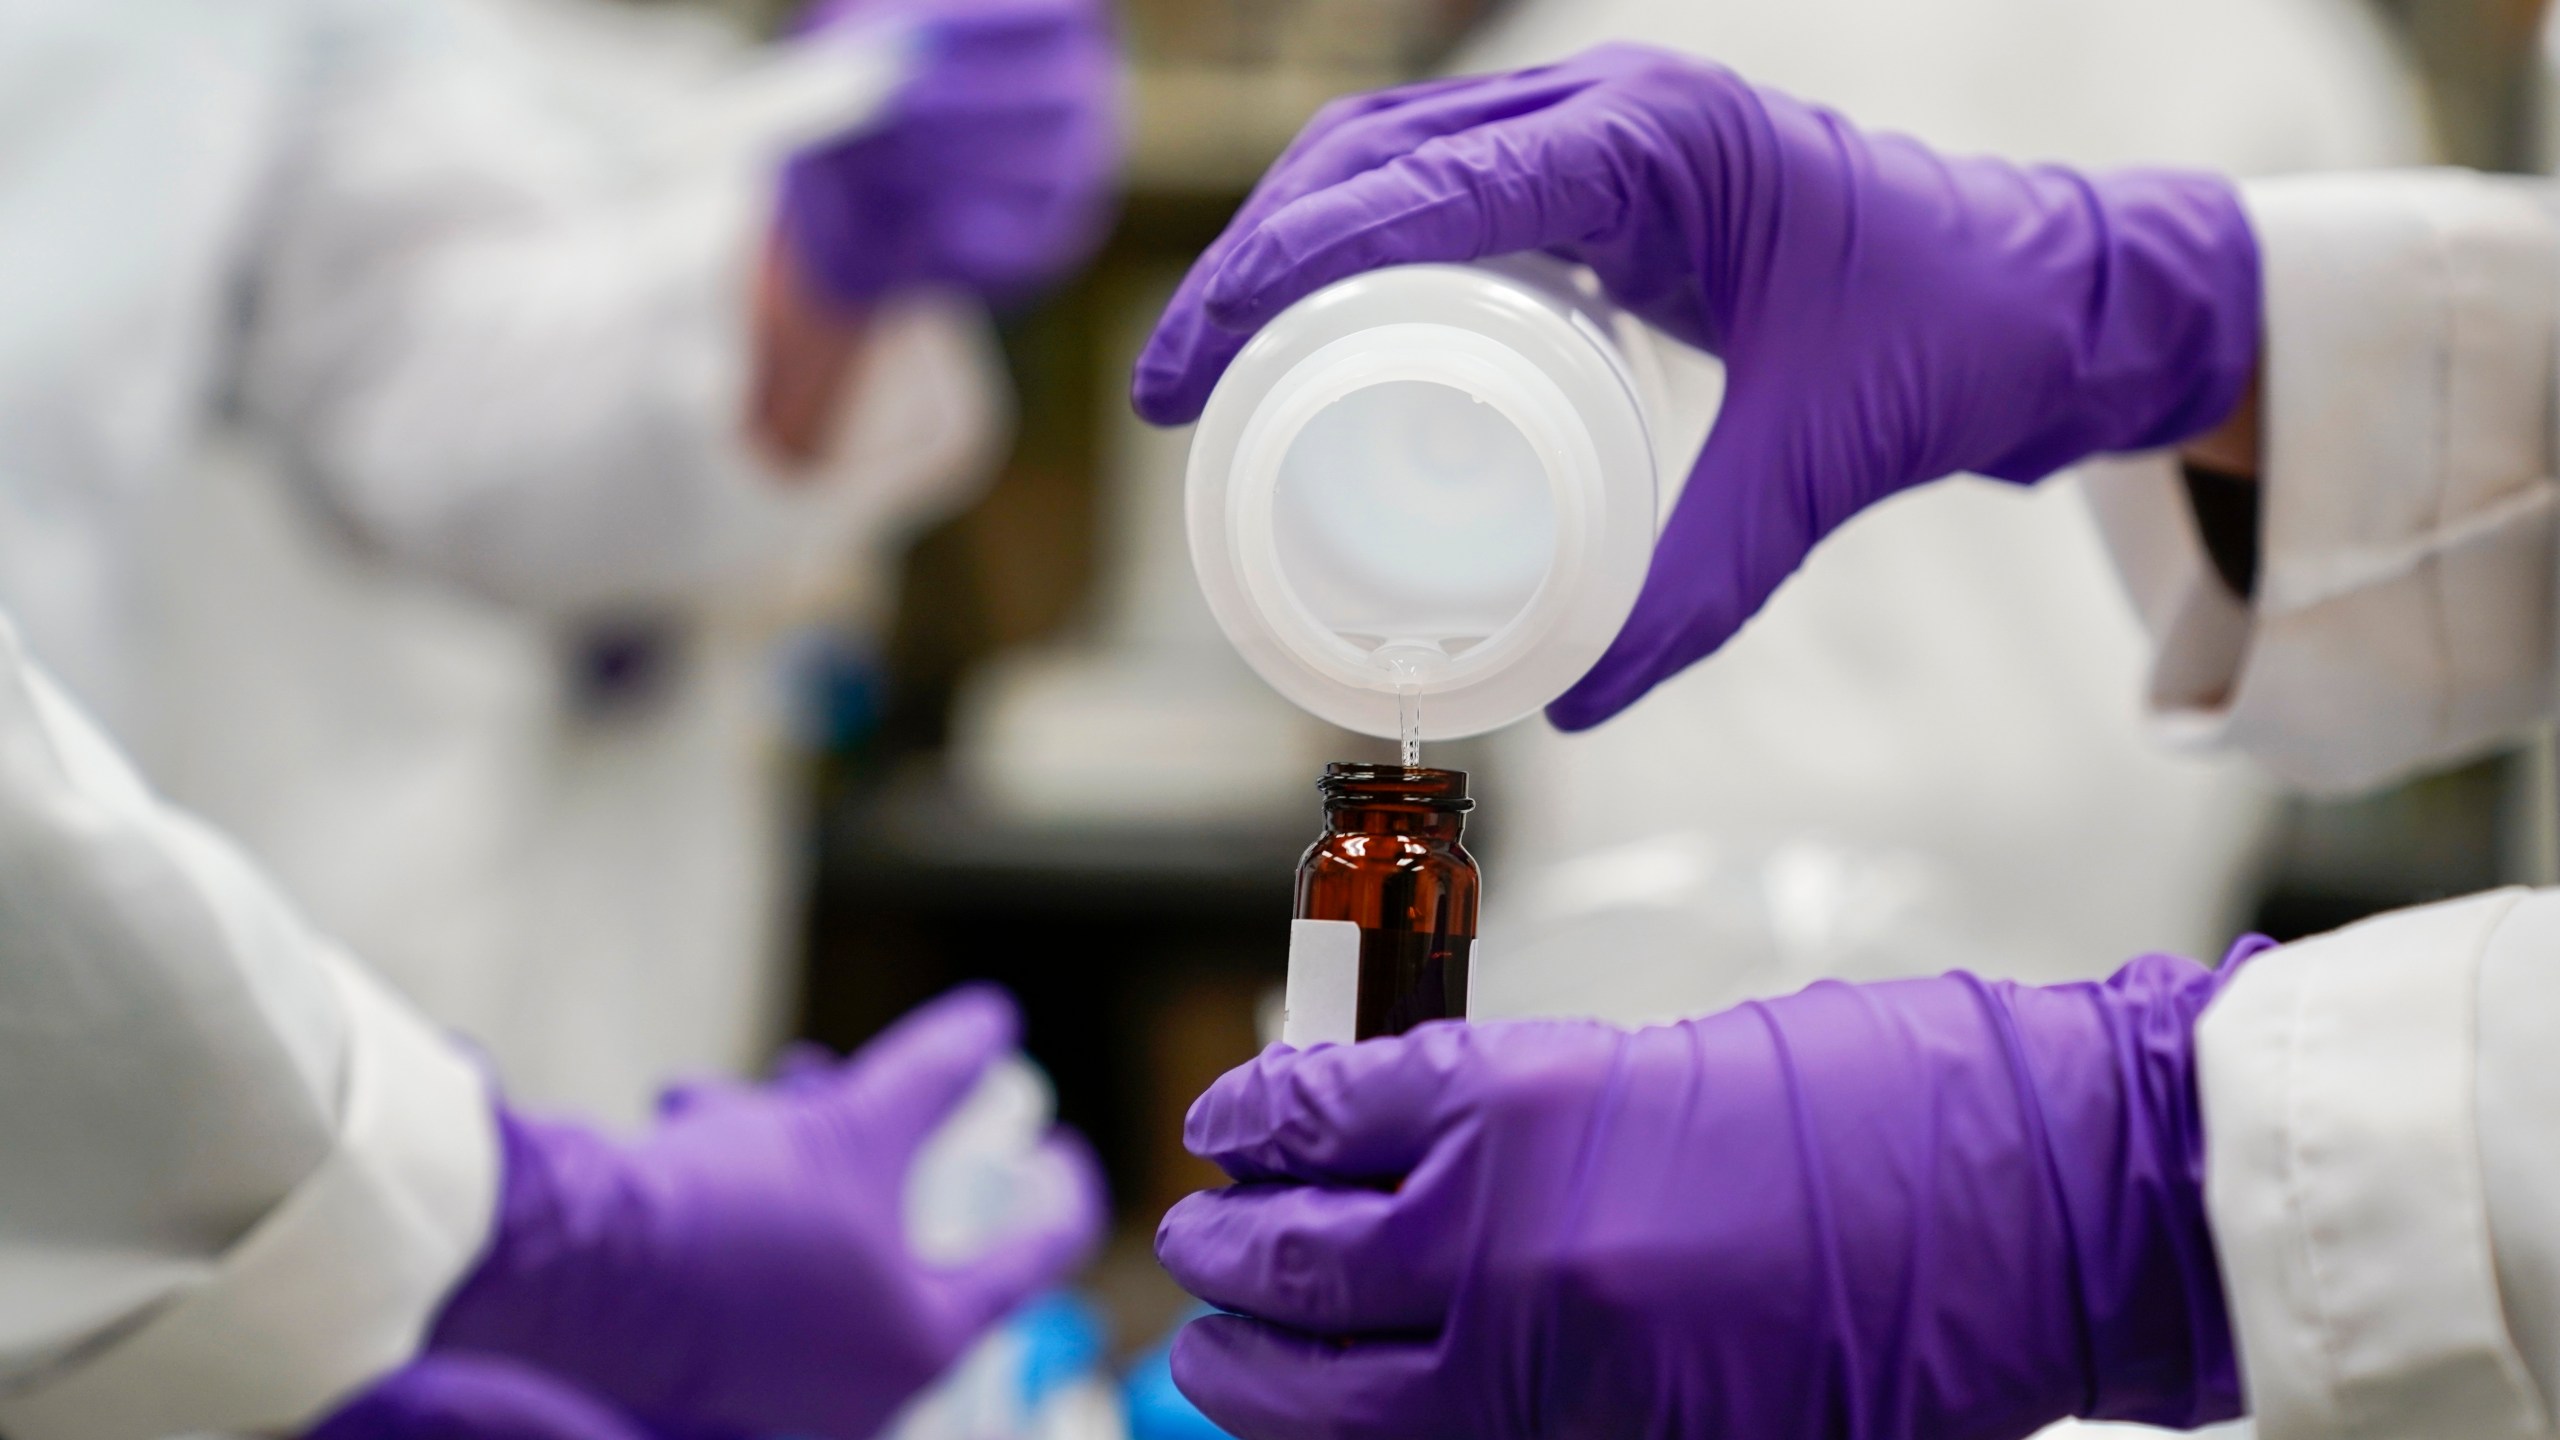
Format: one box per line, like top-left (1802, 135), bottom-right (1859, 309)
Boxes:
top-left (1156, 943), bottom-right (2271, 1440)
top-left (780, 0), bottom-right (1122, 307)
top-left (1131, 44), bottom-right (2259, 728)
top-left (423, 987), bottom-right (1105, 1440)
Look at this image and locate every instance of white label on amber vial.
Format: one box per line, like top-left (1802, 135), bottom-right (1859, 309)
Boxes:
top-left (1283, 918), bottom-right (1361, 1047)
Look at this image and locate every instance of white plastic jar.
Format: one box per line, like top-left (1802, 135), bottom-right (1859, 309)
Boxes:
top-left (1186, 256), bottom-right (1668, 741)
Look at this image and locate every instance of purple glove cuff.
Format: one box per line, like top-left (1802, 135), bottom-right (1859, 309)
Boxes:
top-left (2009, 935), bottom-right (2273, 1428)
top-left (428, 1107), bottom-right (551, 1353)
top-left (428, 1111), bottom-right (683, 1403)
top-left (1970, 168), bottom-right (2262, 484)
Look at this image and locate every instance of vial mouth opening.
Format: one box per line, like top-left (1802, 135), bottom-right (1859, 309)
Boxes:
top-left (1318, 762), bottom-right (1474, 811)
top-left (1227, 324), bottom-right (1598, 710)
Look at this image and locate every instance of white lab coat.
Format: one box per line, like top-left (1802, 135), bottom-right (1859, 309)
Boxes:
top-left (2, 0), bottom-right (1002, 1125)
top-left (0, 606), bottom-right (492, 1435)
top-left (0, 0), bottom-right (994, 1424)
top-left (2079, 166), bottom-right (2560, 1438)
top-left (1457, 0), bottom-right (2430, 1022)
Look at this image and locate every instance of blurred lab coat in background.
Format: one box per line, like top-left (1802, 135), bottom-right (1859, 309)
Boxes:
top-left (2, 0), bottom-right (1003, 1125)
top-left (1466, 0), bottom-right (2431, 1021)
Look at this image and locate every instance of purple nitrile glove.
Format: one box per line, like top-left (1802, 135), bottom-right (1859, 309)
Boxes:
top-left (430, 987), bottom-right (1107, 1440)
top-left (779, 0), bottom-right (1121, 306)
top-left (1156, 940), bottom-right (2277, 1440)
top-left (1130, 45), bottom-right (2259, 729)
top-left (308, 1358), bottom-right (696, 1440)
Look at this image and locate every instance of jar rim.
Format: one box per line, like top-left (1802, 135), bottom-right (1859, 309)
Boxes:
top-left (1317, 762), bottom-right (1474, 811)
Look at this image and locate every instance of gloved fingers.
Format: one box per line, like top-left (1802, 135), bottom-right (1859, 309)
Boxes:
top-left (1198, 116), bottom-right (1623, 336)
top-left (829, 984), bottom-right (1022, 1157)
top-left (1546, 406), bottom-right (1806, 730)
top-left (1154, 1172), bottom-right (1461, 1333)
top-left (1277, 73), bottom-right (1497, 161)
top-left (1251, 66), bottom-right (1588, 210)
top-left (931, 1130), bottom-right (1109, 1338)
top-left (1183, 1026), bottom-right (1469, 1183)
top-left (1170, 1313), bottom-right (1453, 1440)
top-left (306, 1358), bottom-right (656, 1440)
top-left (1130, 69), bottom-right (1594, 426)
top-left (1127, 259), bottom-right (1248, 425)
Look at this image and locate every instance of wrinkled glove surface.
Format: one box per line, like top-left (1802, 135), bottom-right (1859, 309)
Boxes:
top-left (434, 987), bottom-right (1104, 1440)
top-left (1133, 45), bottom-right (2258, 727)
top-left (1158, 944), bottom-right (2271, 1440)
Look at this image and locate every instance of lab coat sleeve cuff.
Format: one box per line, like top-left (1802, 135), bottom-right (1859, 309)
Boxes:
top-left (0, 954), bottom-right (498, 1440)
top-left (2196, 888), bottom-right (2549, 1440)
top-left (2083, 170), bottom-right (2560, 793)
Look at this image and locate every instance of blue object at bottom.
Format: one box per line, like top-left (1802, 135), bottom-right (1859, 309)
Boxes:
top-left (1123, 1310), bottom-right (1232, 1440)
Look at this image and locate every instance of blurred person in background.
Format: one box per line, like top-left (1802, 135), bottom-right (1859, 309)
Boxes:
top-left (1450, 0), bottom-right (2428, 1020)
top-left (3, 0), bottom-right (1117, 1124)
top-left (0, 0), bottom-right (1120, 1428)
top-left (0, 598), bottom-right (1101, 1436)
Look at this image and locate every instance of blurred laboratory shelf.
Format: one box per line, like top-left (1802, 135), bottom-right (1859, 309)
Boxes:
top-left (2247, 751), bottom-right (2521, 941)
top-left (1120, 0), bottom-right (1495, 191)
top-left (1128, 63), bottom-right (1404, 192)
top-left (822, 756), bottom-right (1312, 912)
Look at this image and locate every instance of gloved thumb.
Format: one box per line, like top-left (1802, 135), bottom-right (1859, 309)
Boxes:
top-left (829, 984), bottom-right (1022, 1162)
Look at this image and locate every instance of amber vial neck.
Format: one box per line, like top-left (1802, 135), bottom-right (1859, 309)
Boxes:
top-left (1317, 762), bottom-right (1472, 839)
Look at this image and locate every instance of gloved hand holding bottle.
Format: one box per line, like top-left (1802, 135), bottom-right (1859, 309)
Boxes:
top-left (781, 0), bottom-right (1122, 307)
top-left (411, 987), bottom-right (1104, 1440)
top-left (1132, 44), bottom-right (2259, 728)
top-left (1156, 944), bottom-right (2269, 1440)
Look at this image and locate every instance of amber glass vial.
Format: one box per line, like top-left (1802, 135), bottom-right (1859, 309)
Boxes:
top-left (1294, 763), bottom-right (1480, 1039)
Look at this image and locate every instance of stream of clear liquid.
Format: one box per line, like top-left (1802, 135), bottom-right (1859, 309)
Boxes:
top-left (1397, 683), bottom-right (1421, 769)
